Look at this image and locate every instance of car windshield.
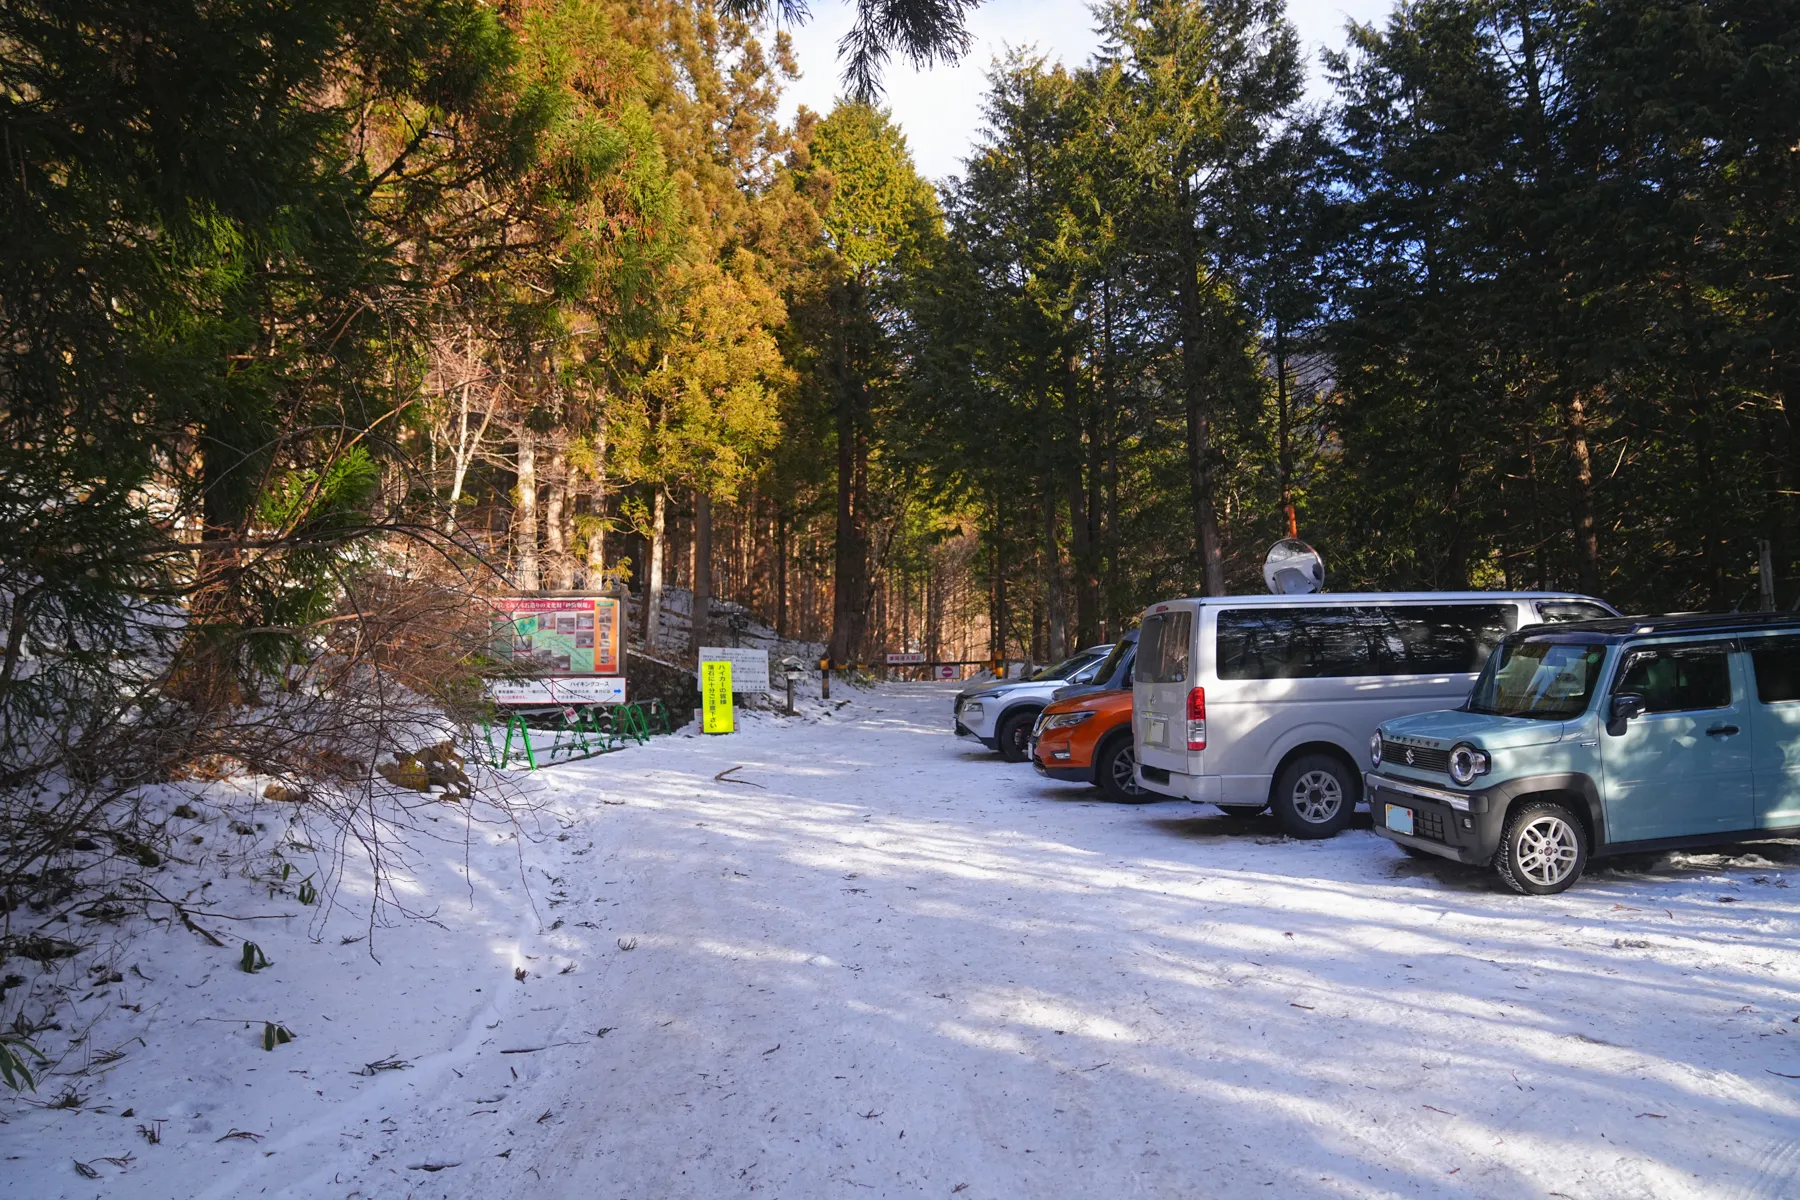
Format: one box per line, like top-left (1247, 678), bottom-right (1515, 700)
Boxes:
top-left (1083, 637), bottom-right (1133, 685)
top-left (1031, 652), bottom-right (1100, 682)
top-left (1467, 640), bottom-right (1607, 719)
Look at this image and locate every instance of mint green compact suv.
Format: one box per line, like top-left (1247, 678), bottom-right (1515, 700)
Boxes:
top-left (1368, 613), bottom-right (1800, 894)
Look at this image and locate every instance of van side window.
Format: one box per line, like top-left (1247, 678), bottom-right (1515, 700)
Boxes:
top-left (1139, 612), bottom-right (1191, 683)
top-left (1216, 605), bottom-right (1514, 680)
top-left (1748, 636), bottom-right (1800, 703)
top-left (1536, 601), bottom-right (1612, 623)
top-left (1616, 646), bottom-right (1732, 713)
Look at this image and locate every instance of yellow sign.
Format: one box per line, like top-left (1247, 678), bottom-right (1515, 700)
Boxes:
top-left (702, 661), bottom-right (734, 734)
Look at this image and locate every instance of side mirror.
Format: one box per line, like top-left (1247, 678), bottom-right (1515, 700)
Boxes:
top-left (1607, 692), bottom-right (1645, 735)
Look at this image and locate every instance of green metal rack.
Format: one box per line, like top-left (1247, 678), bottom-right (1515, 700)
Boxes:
top-left (474, 699), bottom-right (673, 770)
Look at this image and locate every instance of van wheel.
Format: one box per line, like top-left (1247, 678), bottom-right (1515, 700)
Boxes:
top-left (1495, 801), bottom-right (1588, 895)
top-left (996, 710), bottom-right (1036, 763)
top-left (1097, 736), bottom-right (1151, 804)
top-left (1271, 754), bottom-right (1357, 839)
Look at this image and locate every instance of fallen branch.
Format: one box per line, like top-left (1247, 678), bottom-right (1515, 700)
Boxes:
top-left (499, 1041), bottom-right (586, 1054)
top-left (713, 765), bottom-right (766, 789)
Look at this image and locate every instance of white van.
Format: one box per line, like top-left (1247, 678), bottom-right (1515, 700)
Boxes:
top-left (1131, 592), bottom-right (1619, 836)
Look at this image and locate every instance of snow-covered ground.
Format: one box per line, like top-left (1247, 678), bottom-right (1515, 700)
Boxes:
top-left (8, 681), bottom-right (1800, 1198)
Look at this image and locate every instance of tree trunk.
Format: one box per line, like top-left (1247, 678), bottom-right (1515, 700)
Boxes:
top-left (926, 561), bottom-right (941, 664)
top-left (643, 487), bottom-right (666, 648)
top-left (1275, 322), bottom-right (1298, 539)
top-left (1099, 276), bottom-right (1121, 627)
top-left (1043, 493), bottom-right (1067, 661)
top-left (545, 445), bottom-right (571, 590)
top-left (444, 325), bottom-right (491, 534)
top-left (1177, 219), bottom-right (1226, 595)
top-left (693, 488), bottom-right (712, 649)
top-left (775, 509), bottom-right (789, 638)
top-left (1563, 391), bottom-right (1601, 596)
top-left (829, 285), bottom-right (869, 665)
top-left (585, 426), bottom-right (607, 586)
top-left (516, 425), bottom-right (539, 591)
top-left (991, 500), bottom-right (1007, 663)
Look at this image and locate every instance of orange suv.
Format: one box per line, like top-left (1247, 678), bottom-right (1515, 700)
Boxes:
top-left (1029, 688), bottom-right (1149, 803)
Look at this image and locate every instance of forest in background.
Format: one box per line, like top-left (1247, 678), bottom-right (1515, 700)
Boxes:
top-left (4, 0), bottom-right (1798, 712)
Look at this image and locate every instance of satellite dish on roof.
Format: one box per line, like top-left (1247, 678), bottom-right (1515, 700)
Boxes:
top-left (1263, 539), bottom-right (1325, 595)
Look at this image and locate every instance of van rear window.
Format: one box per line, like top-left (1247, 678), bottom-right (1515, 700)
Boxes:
top-left (1139, 611), bottom-right (1192, 683)
top-left (1535, 601), bottom-right (1613, 624)
top-left (1216, 605), bottom-right (1515, 680)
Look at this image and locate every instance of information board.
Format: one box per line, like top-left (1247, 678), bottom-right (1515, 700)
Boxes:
top-left (698, 647), bottom-right (770, 694)
top-left (701, 661), bottom-right (735, 733)
top-left (488, 594), bottom-right (625, 706)
top-left (886, 652), bottom-right (926, 665)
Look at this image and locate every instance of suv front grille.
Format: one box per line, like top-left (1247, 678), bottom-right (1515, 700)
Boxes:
top-left (1413, 807), bottom-right (1447, 843)
top-left (1383, 740), bottom-right (1447, 774)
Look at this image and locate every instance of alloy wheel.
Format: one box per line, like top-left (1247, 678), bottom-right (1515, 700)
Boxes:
top-left (1111, 744), bottom-right (1143, 795)
top-left (1515, 814), bottom-right (1580, 887)
top-left (1290, 770), bottom-right (1342, 824)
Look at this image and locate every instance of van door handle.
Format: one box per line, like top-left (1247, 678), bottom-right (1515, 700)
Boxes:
top-left (1706, 724), bottom-right (1740, 737)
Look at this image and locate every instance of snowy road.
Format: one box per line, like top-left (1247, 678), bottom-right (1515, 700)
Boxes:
top-left (13, 681), bottom-right (1800, 1198)
top-left (382, 681), bottom-right (1800, 1199)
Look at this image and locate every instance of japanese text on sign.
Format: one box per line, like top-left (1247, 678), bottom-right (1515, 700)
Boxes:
top-left (702, 661), bottom-right (734, 734)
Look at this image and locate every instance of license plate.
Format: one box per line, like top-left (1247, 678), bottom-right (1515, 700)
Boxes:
top-left (1147, 717), bottom-right (1168, 746)
top-left (1386, 803), bottom-right (1415, 836)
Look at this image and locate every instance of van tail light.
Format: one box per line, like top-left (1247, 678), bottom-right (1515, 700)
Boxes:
top-left (1186, 686), bottom-right (1206, 751)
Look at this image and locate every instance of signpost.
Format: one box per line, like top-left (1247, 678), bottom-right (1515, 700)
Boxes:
top-left (701, 661), bottom-right (735, 733)
top-left (698, 647), bottom-right (770, 694)
top-left (476, 588), bottom-right (657, 769)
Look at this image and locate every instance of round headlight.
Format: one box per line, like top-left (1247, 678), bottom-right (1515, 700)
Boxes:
top-left (1448, 743), bottom-right (1490, 786)
top-left (1369, 730), bottom-right (1383, 768)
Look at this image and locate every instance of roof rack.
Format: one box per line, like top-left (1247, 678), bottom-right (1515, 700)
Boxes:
top-left (1520, 611), bottom-right (1800, 639)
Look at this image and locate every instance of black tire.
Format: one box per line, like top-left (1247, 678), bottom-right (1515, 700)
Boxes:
top-left (1215, 804), bottom-right (1265, 818)
top-left (1096, 735), bottom-right (1153, 804)
top-left (996, 709), bottom-right (1038, 763)
top-left (1495, 801), bottom-right (1588, 895)
top-left (1270, 753), bottom-right (1358, 839)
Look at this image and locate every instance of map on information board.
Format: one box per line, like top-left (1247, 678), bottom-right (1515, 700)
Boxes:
top-left (491, 596), bottom-right (621, 677)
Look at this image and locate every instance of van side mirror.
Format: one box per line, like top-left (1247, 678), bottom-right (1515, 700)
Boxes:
top-left (1607, 692), bottom-right (1645, 735)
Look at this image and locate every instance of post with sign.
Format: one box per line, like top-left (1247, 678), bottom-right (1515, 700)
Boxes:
top-left (701, 660), bottom-right (734, 733)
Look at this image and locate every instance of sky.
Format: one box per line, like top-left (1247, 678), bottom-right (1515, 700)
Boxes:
top-left (775, 0), bottom-right (1397, 182)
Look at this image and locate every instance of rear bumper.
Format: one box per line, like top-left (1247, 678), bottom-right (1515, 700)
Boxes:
top-left (1367, 772), bottom-right (1506, 865)
top-left (1134, 763), bottom-right (1222, 803)
top-left (1033, 760), bottom-right (1092, 784)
